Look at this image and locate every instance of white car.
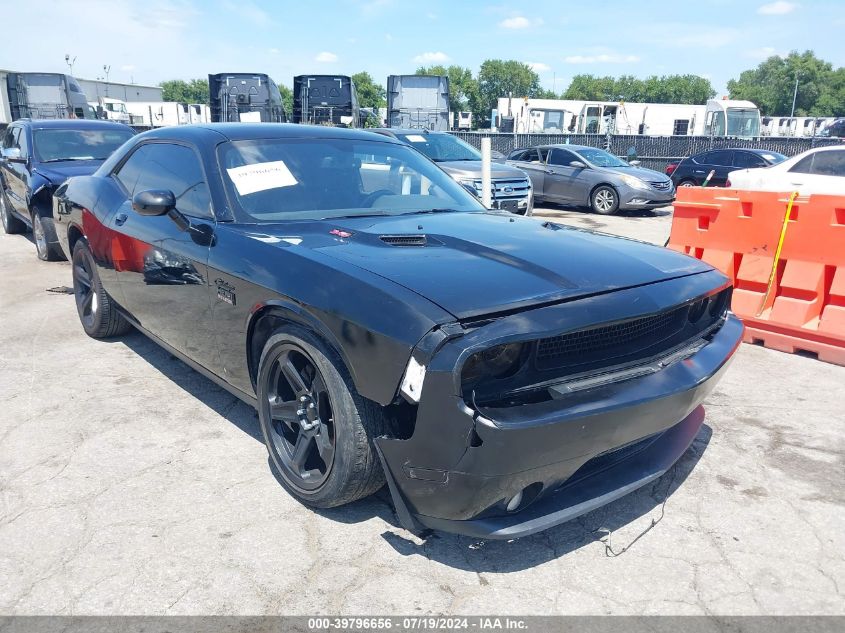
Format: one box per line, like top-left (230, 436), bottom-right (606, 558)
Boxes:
top-left (727, 145), bottom-right (845, 195)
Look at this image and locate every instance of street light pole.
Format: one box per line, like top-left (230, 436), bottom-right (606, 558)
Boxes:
top-left (790, 71), bottom-right (800, 118)
top-left (64, 54), bottom-right (76, 75)
top-left (103, 65), bottom-right (111, 96)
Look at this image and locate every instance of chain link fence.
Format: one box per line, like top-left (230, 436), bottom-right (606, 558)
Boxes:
top-left (451, 132), bottom-right (844, 172)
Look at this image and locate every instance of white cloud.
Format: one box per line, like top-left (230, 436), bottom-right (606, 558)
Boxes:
top-left (746, 46), bottom-right (785, 59)
top-left (564, 54), bottom-right (640, 64)
top-left (526, 62), bottom-right (551, 73)
top-left (499, 16), bottom-right (542, 29)
top-left (412, 51), bottom-right (450, 64)
top-left (758, 1), bottom-right (799, 15)
top-left (315, 51), bottom-right (338, 63)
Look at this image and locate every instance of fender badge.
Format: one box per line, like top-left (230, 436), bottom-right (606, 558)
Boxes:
top-left (215, 278), bottom-right (236, 306)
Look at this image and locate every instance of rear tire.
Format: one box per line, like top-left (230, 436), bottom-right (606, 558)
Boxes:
top-left (72, 239), bottom-right (132, 338)
top-left (257, 326), bottom-right (387, 508)
top-left (32, 208), bottom-right (64, 261)
top-left (590, 185), bottom-right (620, 215)
top-left (1, 189), bottom-right (26, 235)
top-left (678, 179), bottom-right (696, 188)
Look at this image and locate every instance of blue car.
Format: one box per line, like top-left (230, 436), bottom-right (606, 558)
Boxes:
top-left (1, 118), bottom-right (134, 260)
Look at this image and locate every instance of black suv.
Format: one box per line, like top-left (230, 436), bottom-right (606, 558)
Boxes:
top-left (670, 148), bottom-right (786, 188)
top-left (1, 119), bottom-right (134, 260)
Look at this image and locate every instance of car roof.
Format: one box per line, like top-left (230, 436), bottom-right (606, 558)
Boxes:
top-left (369, 128), bottom-right (449, 136)
top-left (511, 144), bottom-right (595, 152)
top-left (139, 123), bottom-right (402, 144)
top-left (14, 119), bottom-right (134, 132)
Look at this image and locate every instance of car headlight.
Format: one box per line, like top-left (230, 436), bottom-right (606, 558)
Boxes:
top-left (462, 343), bottom-right (526, 385)
top-left (458, 178), bottom-right (483, 196)
top-left (620, 175), bottom-right (650, 190)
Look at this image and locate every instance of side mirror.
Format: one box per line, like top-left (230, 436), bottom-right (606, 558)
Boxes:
top-left (629, 159), bottom-right (641, 166)
top-left (132, 190), bottom-right (175, 216)
top-left (2, 147), bottom-right (22, 161)
top-left (570, 160), bottom-right (587, 169)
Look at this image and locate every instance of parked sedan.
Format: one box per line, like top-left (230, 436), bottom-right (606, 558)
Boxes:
top-left (671, 148), bottom-right (786, 188)
top-left (507, 145), bottom-right (674, 214)
top-left (727, 145), bottom-right (845, 195)
top-left (0, 119), bottom-right (135, 259)
top-left (54, 124), bottom-right (741, 539)
top-left (371, 129), bottom-right (533, 215)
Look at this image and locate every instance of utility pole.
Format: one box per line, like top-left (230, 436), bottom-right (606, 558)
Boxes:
top-left (790, 71), bottom-right (800, 118)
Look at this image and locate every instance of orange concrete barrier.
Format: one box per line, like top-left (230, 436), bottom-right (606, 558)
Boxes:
top-left (668, 187), bottom-right (845, 365)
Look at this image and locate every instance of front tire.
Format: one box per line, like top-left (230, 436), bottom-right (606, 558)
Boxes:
top-left (678, 179), bottom-right (697, 188)
top-left (1, 189), bottom-right (26, 235)
top-left (257, 327), bottom-right (387, 508)
top-left (72, 240), bottom-right (132, 338)
top-left (32, 209), bottom-right (64, 261)
top-left (590, 185), bottom-right (620, 215)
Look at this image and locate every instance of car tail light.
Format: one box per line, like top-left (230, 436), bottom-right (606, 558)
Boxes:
top-left (726, 178), bottom-right (732, 187)
top-left (665, 163), bottom-right (678, 175)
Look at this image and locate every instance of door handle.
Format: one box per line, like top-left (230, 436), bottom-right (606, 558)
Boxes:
top-left (114, 213), bottom-right (128, 226)
top-left (545, 169), bottom-right (555, 174)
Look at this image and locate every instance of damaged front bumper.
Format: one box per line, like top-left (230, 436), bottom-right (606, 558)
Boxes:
top-left (376, 270), bottom-right (743, 539)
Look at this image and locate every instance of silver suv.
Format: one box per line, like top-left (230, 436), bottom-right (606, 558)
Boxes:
top-left (371, 129), bottom-right (534, 215)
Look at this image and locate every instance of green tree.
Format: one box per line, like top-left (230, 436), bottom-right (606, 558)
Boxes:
top-left (159, 78), bottom-right (209, 104)
top-left (351, 71), bottom-right (386, 110)
top-left (728, 50), bottom-right (843, 116)
top-left (477, 60), bottom-right (542, 115)
top-left (278, 84), bottom-right (293, 117)
top-left (563, 74), bottom-right (714, 104)
top-left (415, 65), bottom-right (477, 112)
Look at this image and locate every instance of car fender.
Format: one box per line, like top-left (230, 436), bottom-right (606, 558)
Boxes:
top-left (245, 298), bottom-right (364, 394)
top-left (28, 174), bottom-right (53, 209)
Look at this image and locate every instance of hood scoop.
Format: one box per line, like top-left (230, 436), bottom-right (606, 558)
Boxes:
top-left (379, 234), bottom-right (428, 247)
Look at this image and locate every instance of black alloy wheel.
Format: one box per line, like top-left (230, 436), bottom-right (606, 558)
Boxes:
top-left (73, 244), bottom-right (98, 332)
top-left (264, 343), bottom-right (337, 491)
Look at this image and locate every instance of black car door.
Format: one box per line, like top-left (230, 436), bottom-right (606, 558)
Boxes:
top-left (109, 141), bottom-right (218, 369)
top-left (702, 150), bottom-right (734, 186)
top-left (1, 126), bottom-right (28, 215)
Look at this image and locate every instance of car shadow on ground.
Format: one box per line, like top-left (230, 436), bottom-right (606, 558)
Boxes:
top-left (536, 202), bottom-right (672, 219)
top-left (119, 327), bottom-right (711, 571)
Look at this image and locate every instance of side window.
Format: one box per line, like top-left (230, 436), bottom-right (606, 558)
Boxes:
top-left (114, 144), bottom-right (154, 195)
top-left (523, 148), bottom-right (540, 162)
top-left (132, 144), bottom-right (212, 219)
top-left (789, 155), bottom-right (815, 175)
top-left (706, 150), bottom-right (733, 166)
top-left (2, 127), bottom-right (19, 150)
top-left (809, 150), bottom-right (845, 176)
top-left (548, 148), bottom-right (577, 166)
top-left (17, 129), bottom-right (29, 159)
top-left (732, 152), bottom-right (759, 168)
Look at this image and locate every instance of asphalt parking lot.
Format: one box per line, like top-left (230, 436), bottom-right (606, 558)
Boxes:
top-left (1, 204), bottom-right (843, 616)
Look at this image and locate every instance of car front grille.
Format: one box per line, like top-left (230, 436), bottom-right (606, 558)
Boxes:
top-left (534, 289), bottom-right (730, 371)
top-left (491, 178), bottom-right (531, 200)
top-left (648, 180), bottom-right (672, 191)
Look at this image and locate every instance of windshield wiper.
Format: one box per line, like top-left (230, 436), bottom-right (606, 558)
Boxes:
top-left (321, 211), bottom-right (394, 220)
top-left (40, 157), bottom-right (99, 163)
top-left (398, 208), bottom-right (457, 216)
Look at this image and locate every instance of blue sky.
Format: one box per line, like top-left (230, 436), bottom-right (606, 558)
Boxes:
top-left (2, 0), bottom-right (843, 98)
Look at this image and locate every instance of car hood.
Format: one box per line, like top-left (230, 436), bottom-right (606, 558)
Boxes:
top-left (34, 160), bottom-right (105, 184)
top-left (261, 211), bottom-right (712, 320)
top-left (434, 160), bottom-right (528, 180)
top-left (599, 165), bottom-right (670, 182)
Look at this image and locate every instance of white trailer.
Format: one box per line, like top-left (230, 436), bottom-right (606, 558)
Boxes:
top-left (89, 97), bottom-right (131, 124)
top-left (495, 97), bottom-right (762, 138)
top-left (125, 101), bottom-right (190, 127)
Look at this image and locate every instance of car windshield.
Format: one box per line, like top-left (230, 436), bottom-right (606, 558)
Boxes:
top-left (33, 128), bottom-right (134, 162)
top-left (573, 147), bottom-right (628, 168)
top-left (218, 137), bottom-right (485, 222)
top-left (395, 133), bottom-right (481, 162)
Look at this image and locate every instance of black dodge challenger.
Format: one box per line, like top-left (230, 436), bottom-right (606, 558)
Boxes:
top-left (53, 124), bottom-right (742, 539)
